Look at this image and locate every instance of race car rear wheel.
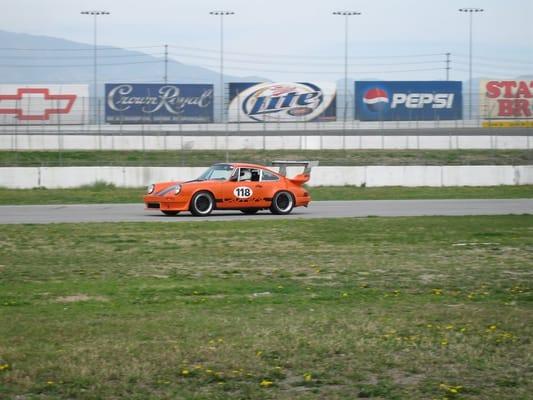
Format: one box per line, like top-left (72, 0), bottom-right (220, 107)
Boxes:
top-left (240, 208), bottom-right (260, 215)
top-left (270, 191), bottom-right (294, 215)
top-left (161, 210), bottom-right (180, 216)
top-left (190, 191), bottom-right (215, 216)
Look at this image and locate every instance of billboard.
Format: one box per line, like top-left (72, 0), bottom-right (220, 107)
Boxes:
top-left (0, 84), bottom-right (89, 125)
top-left (354, 81), bottom-right (462, 121)
top-left (105, 83), bottom-right (214, 123)
top-left (480, 80), bottom-right (533, 119)
top-left (228, 82), bottom-right (336, 122)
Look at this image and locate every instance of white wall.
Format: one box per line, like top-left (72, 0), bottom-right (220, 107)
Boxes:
top-left (1, 165), bottom-right (531, 189)
top-left (0, 134), bottom-right (530, 150)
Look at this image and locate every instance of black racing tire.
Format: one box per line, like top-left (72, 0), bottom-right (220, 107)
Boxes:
top-left (240, 208), bottom-right (260, 215)
top-left (190, 191), bottom-right (215, 216)
top-left (161, 210), bottom-right (180, 216)
top-left (270, 191), bottom-right (294, 215)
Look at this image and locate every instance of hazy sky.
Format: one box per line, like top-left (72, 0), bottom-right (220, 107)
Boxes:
top-left (2, 0), bottom-right (532, 82)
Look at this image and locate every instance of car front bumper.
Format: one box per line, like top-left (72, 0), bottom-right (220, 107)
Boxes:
top-left (143, 195), bottom-right (190, 211)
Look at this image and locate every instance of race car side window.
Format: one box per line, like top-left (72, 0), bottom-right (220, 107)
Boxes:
top-left (238, 168), bottom-right (252, 182)
top-left (261, 170), bottom-right (279, 181)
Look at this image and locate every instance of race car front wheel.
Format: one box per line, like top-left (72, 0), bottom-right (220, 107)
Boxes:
top-left (270, 191), bottom-right (294, 215)
top-left (190, 191), bottom-right (215, 216)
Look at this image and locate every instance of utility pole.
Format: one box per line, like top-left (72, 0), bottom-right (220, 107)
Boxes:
top-left (446, 52), bottom-right (451, 81)
top-left (164, 44), bottom-right (168, 83)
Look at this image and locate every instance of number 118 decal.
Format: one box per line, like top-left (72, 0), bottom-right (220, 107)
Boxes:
top-left (234, 186), bottom-right (253, 199)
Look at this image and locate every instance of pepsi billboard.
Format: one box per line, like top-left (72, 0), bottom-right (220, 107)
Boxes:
top-left (105, 83), bottom-right (214, 124)
top-left (355, 81), bottom-right (462, 121)
top-left (228, 82), bottom-right (336, 122)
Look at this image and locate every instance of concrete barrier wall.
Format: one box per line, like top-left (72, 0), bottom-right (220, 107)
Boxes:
top-left (1, 166), bottom-right (531, 189)
top-left (1, 134), bottom-right (531, 150)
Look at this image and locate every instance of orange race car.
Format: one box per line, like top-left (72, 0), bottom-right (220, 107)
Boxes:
top-left (144, 161), bottom-right (318, 216)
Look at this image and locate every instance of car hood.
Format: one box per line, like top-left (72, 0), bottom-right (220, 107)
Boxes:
top-left (154, 179), bottom-right (221, 196)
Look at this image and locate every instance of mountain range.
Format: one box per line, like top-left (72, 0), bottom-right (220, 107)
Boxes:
top-left (0, 30), bottom-right (267, 97)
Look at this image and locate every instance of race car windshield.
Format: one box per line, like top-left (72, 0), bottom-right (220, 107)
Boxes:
top-left (197, 164), bottom-right (234, 181)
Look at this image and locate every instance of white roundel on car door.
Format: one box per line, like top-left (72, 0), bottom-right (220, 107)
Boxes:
top-left (233, 186), bottom-right (253, 199)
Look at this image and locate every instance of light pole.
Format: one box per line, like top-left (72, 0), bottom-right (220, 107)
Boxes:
top-left (81, 10), bottom-right (110, 124)
top-left (209, 11), bottom-right (234, 125)
top-left (459, 7), bottom-right (483, 120)
top-left (333, 11), bottom-right (361, 122)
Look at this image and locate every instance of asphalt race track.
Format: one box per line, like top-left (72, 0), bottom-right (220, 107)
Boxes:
top-left (0, 199), bottom-right (532, 224)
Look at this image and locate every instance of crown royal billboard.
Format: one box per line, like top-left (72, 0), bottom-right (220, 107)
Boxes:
top-left (354, 81), bottom-right (463, 121)
top-left (105, 83), bottom-right (214, 123)
top-left (228, 82), bottom-right (337, 122)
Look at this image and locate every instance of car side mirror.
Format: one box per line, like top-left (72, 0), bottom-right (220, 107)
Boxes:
top-left (229, 175), bottom-right (238, 182)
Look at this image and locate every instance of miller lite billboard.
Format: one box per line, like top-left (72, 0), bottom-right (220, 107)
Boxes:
top-left (228, 82), bottom-right (336, 122)
top-left (105, 83), bottom-right (214, 123)
top-left (355, 81), bottom-right (462, 121)
top-left (480, 80), bottom-right (533, 119)
top-left (0, 84), bottom-right (89, 125)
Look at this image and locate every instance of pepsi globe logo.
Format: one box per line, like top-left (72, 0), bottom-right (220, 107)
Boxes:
top-left (363, 88), bottom-right (389, 112)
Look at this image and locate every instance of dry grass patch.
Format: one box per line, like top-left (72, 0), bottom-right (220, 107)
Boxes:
top-left (55, 294), bottom-right (109, 303)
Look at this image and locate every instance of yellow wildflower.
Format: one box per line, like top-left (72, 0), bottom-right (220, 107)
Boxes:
top-left (260, 379), bottom-right (273, 388)
top-left (304, 373), bottom-right (312, 382)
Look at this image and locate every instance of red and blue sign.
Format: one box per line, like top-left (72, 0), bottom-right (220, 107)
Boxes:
top-left (228, 82), bottom-right (336, 122)
top-left (355, 81), bottom-right (463, 121)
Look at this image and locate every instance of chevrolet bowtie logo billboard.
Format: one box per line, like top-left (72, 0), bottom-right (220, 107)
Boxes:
top-left (0, 88), bottom-right (77, 121)
top-left (0, 85), bottom-right (89, 124)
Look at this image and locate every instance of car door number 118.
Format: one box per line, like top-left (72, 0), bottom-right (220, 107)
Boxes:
top-left (234, 186), bottom-right (253, 199)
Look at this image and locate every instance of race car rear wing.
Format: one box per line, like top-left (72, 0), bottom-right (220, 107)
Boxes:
top-left (271, 160), bottom-right (319, 185)
top-left (271, 160), bottom-right (319, 176)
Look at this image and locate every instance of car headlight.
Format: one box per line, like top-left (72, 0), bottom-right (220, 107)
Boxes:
top-left (174, 184), bottom-right (182, 195)
top-left (147, 184), bottom-right (155, 194)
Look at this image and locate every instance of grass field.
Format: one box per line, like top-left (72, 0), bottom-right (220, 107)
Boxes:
top-left (0, 216), bottom-right (532, 399)
top-left (1, 149), bottom-right (532, 167)
top-left (0, 184), bottom-right (532, 205)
